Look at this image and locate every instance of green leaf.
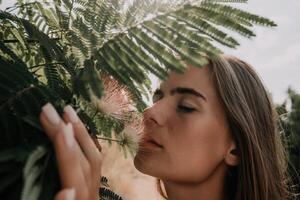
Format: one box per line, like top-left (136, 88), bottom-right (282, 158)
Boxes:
top-left (21, 146), bottom-right (47, 200)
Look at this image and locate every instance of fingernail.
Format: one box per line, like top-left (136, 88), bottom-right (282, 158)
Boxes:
top-left (64, 105), bottom-right (79, 123)
top-left (64, 123), bottom-right (74, 148)
top-left (42, 103), bottom-right (60, 126)
top-left (65, 188), bottom-right (75, 200)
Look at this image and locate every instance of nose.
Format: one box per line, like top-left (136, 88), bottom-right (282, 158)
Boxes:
top-left (143, 102), bottom-right (167, 127)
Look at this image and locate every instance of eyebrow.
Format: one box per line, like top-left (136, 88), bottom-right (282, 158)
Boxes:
top-left (154, 87), bottom-right (207, 101)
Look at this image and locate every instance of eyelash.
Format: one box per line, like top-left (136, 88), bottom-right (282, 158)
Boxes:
top-left (177, 105), bottom-right (196, 113)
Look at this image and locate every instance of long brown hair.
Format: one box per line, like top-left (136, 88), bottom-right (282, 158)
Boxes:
top-left (157, 55), bottom-right (292, 200)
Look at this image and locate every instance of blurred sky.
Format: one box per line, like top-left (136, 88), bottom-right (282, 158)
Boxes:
top-left (225, 0), bottom-right (300, 104)
top-left (1, 0), bottom-right (299, 103)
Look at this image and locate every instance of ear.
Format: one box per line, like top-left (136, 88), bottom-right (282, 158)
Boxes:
top-left (224, 142), bottom-right (239, 166)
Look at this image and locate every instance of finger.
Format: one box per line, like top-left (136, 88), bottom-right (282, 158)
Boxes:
top-left (53, 123), bottom-right (88, 199)
top-left (54, 188), bottom-right (75, 200)
top-left (63, 105), bottom-right (103, 173)
top-left (40, 103), bottom-right (88, 196)
top-left (40, 103), bottom-right (89, 173)
top-left (40, 103), bottom-right (65, 141)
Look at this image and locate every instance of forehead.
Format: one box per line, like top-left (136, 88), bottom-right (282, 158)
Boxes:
top-left (160, 65), bottom-right (215, 93)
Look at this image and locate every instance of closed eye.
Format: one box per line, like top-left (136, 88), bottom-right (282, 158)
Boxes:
top-left (177, 105), bottom-right (196, 113)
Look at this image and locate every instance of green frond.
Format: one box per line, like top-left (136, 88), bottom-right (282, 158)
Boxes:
top-left (83, 58), bottom-right (104, 99)
top-left (72, 58), bottom-right (104, 102)
top-left (73, 17), bottom-right (92, 43)
top-left (0, 40), bottom-right (31, 74)
top-left (67, 30), bottom-right (90, 62)
top-left (0, 148), bottom-right (27, 195)
top-left (93, 0), bottom-right (121, 34)
top-left (5, 86), bottom-right (41, 117)
top-left (94, 114), bottom-right (124, 139)
top-left (203, 0), bottom-right (248, 2)
top-left (0, 11), bottom-right (76, 75)
top-left (95, 48), bottom-right (139, 92)
top-left (18, 144), bottom-right (59, 200)
top-left (100, 187), bottom-right (123, 200)
top-left (128, 27), bottom-right (185, 72)
top-left (141, 22), bottom-right (208, 67)
top-left (43, 63), bottom-right (61, 93)
top-left (75, 0), bottom-right (88, 7)
top-left (169, 12), bottom-right (240, 47)
top-left (0, 1), bottom-right (278, 200)
top-left (154, 17), bottom-right (222, 56)
top-left (9, 27), bottom-right (28, 50)
top-left (0, 55), bottom-right (34, 96)
top-left (200, 2), bottom-right (276, 27)
top-left (72, 73), bottom-right (91, 101)
top-left (21, 21), bottom-right (74, 74)
top-left (77, 109), bottom-right (99, 135)
top-left (2, 14), bottom-right (77, 75)
top-left (108, 41), bottom-right (150, 83)
top-left (104, 42), bottom-right (147, 84)
top-left (34, 2), bottom-right (60, 31)
top-left (190, 6), bottom-right (256, 38)
top-left (61, 0), bottom-right (73, 10)
top-left (53, 3), bottom-right (70, 29)
top-left (118, 36), bottom-right (169, 80)
top-left (21, 146), bottom-right (47, 200)
top-left (40, 45), bottom-right (70, 100)
top-left (101, 176), bottom-right (110, 187)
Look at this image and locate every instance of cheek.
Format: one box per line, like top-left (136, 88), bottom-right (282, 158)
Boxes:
top-left (167, 115), bottom-right (229, 182)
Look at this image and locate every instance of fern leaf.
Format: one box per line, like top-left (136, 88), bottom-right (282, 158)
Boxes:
top-left (128, 27), bottom-right (185, 73)
top-left (154, 17), bottom-right (222, 56)
top-left (100, 187), bottom-right (123, 200)
top-left (40, 46), bottom-right (63, 95)
top-left (118, 36), bottom-right (169, 80)
top-left (21, 146), bottom-right (47, 200)
top-left (141, 22), bottom-right (208, 67)
top-left (200, 2), bottom-right (276, 26)
top-left (168, 12), bottom-right (239, 47)
top-left (104, 42), bottom-right (147, 84)
top-left (190, 7), bottom-right (256, 38)
top-left (84, 58), bottom-right (104, 99)
top-left (0, 41), bottom-right (31, 75)
top-left (101, 176), bottom-right (110, 187)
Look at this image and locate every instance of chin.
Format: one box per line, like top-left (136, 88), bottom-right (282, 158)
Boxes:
top-left (133, 155), bottom-right (146, 173)
top-left (133, 154), bottom-right (163, 179)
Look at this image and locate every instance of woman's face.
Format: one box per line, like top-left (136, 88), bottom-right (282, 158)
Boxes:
top-left (134, 65), bottom-right (237, 184)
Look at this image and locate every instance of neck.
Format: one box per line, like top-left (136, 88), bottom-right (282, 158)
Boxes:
top-left (163, 163), bottom-right (227, 200)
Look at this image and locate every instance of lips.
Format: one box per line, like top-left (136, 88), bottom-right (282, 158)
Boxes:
top-left (141, 134), bottom-right (163, 148)
top-left (147, 138), bottom-right (163, 148)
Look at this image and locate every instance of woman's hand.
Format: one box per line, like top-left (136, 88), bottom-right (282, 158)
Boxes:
top-left (40, 103), bottom-right (103, 200)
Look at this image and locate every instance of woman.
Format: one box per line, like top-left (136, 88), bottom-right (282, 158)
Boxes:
top-left (39, 55), bottom-right (290, 200)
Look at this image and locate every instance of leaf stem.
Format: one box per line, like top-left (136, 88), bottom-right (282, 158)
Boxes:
top-left (96, 136), bottom-right (122, 143)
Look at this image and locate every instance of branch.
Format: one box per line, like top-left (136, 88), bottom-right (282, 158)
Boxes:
top-left (0, 85), bottom-right (36, 111)
top-left (29, 62), bottom-right (65, 69)
top-left (5, 1), bottom-right (52, 12)
top-left (2, 38), bottom-right (60, 44)
top-left (96, 136), bottom-right (123, 143)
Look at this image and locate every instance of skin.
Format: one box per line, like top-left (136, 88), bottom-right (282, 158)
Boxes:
top-left (41, 64), bottom-right (238, 200)
top-left (40, 104), bottom-right (102, 200)
top-left (134, 65), bottom-right (238, 200)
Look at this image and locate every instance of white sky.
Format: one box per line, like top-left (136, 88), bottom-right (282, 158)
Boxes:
top-left (1, 0), bottom-right (299, 103)
top-left (224, 0), bottom-right (300, 103)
